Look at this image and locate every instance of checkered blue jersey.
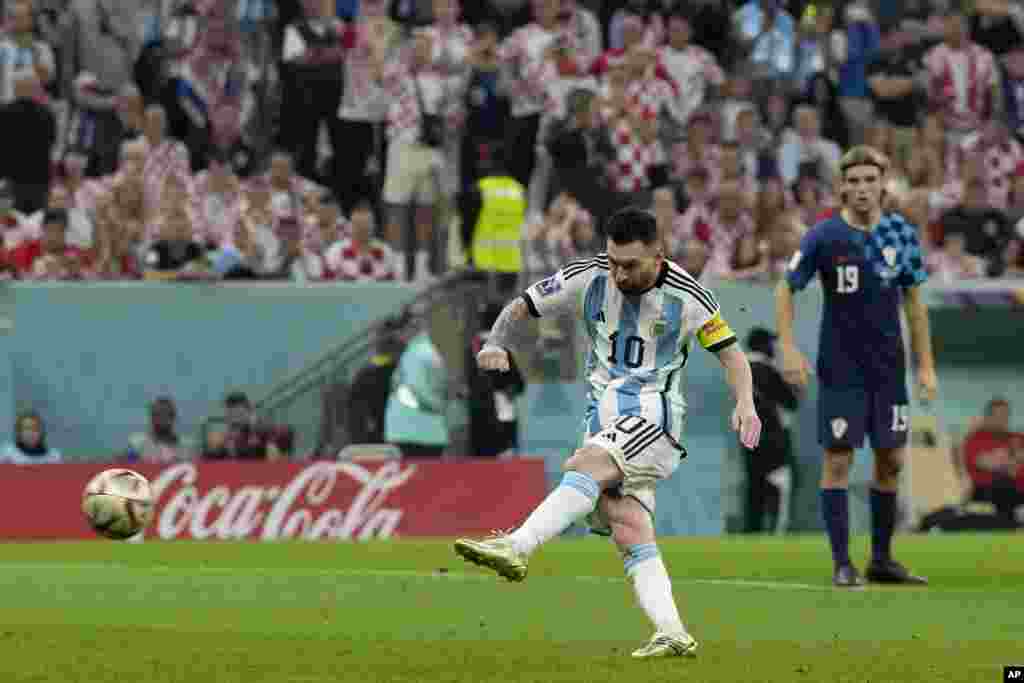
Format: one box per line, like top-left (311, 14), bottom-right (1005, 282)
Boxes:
top-left (522, 256), bottom-right (737, 444)
top-left (786, 211), bottom-right (927, 387)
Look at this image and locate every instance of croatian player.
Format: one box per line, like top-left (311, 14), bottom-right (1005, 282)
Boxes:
top-left (455, 207), bottom-right (762, 658)
top-left (775, 146), bottom-right (937, 588)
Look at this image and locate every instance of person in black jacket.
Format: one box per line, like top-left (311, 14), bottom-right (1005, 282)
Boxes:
top-left (345, 315), bottom-right (409, 445)
top-left (0, 74), bottom-right (56, 214)
top-left (742, 326), bottom-right (801, 533)
top-left (467, 302), bottom-right (525, 457)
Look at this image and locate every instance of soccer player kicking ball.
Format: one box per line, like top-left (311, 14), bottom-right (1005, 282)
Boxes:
top-left (454, 207), bottom-right (762, 658)
top-left (775, 146), bottom-right (937, 588)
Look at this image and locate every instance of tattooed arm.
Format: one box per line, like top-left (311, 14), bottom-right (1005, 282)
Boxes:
top-left (477, 297), bottom-right (532, 373)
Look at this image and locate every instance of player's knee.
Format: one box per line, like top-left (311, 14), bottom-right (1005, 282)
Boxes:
top-left (823, 451), bottom-right (853, 481)
top-left (875, 450), bottom-right (904, 481)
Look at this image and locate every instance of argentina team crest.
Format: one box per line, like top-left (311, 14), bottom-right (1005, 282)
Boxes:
top-left (831, 418), bottom-right (848, 439)
top-left (537, 276), bottom-right (562, 297)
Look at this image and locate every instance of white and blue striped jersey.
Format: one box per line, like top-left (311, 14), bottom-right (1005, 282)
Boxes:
top-left (522, 255), bottom-right (738, 444)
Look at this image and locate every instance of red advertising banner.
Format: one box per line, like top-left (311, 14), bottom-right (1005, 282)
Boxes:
top-left (0, 459), bottom-right (548, 541)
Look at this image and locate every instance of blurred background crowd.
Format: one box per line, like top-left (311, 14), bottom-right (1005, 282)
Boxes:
top-left (0, 0), bottom-right (1021, 285)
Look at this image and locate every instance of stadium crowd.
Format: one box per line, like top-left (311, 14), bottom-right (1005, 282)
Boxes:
top-left (0, 0), bottom-right (1021, 285)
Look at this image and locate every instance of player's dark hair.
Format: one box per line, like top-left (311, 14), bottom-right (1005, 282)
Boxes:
top-left (605, 207), bottom-right (660, 246)
top-left (351, 198), bottom-right (375, 215)
top-left (224, 391), bottom-right (250, 408)
top-left (42, 208), bottom-right (68, 227)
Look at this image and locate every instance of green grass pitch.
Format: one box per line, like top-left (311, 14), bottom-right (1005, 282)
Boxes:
top-left (0, 533), bottom-right (1019, 682)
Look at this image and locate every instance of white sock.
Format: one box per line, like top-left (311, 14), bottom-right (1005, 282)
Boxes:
top-left (509, 471), bottom-right (599, 556)
top-left (624, 544), bottom-right (686, 634)
top-left (414, 250), bottom-right (431, 278)
top-left (393, 250), bottom-right (407, 281)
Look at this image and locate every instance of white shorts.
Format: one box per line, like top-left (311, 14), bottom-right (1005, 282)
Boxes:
top-left (382, 140), bottom-right (444, 205)
top-left (581, 414), bottom-right (686, 535)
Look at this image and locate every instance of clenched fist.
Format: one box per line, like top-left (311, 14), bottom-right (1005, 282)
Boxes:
top-left (477, 345), bottom-right (511, 372)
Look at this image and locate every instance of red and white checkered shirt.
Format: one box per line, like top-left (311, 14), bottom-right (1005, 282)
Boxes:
top-left (608, 120), bottom-right (665, 193)
top-left (625, 77), bottom-right (676, 119)
top-left (325, 238), bottom-right (396, 281)
top-left (672, 142), bottom-right (721, 186)
top-left (142, 139), bottom-right (192, 215)
top-left (192, 171), bottom-right (243, 246)
top-left (923, 42), bottom-right (999, 132)
top-left (702, 211), bottom-right (757, 279)
top-left (657, 44), bottom-right (725, 126)
top-left (338, 19), bottom-right (394, 121)
top-left (380, 57), bottom-right (468, 145)
top-left (498, 23), bottom-right (559, 117)
top-left (950, 133), bottom-right (1024, 211)
top-left (423, 23), bottom-right (474, 75)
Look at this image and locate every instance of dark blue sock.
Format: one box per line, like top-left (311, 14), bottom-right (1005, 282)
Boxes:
top-left (820, 488), bottom-right (850, 567)
top-left (870, 488), bottom-right (897, 563)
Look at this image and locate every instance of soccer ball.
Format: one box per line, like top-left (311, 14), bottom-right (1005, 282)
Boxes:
top-left (82, 469), bottom-right (154, 540)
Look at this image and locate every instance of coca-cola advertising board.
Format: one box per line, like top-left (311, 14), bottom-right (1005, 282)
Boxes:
top-left (0, 459), bottom-right (547, 541)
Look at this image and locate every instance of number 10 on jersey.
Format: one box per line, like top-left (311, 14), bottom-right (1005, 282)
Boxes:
top-left (607, 331), bottom-right (646, 368)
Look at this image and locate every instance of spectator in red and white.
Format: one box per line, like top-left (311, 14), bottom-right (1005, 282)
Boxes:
top-left (92, 195), bottom-right (143, 280)
top-left (9, 209), bottom-right (91, 280)
top-left (671, 111), bottom-right (719, 188)
top-left (777, 105), bottom-right (841, 187)
top-left (281, 0), bottom-right (347, 183)
top-left (0, 0), bottom-right (55, 105)
top-left (590, 14), bottom-right (648, 79)
top-left (657, 8), bottom-right (725, 136)
top-left (378, 29), bottom-right (469, 282)
top-left (609, 0), bottom-right (665, 50)
top-left (949, 120), bottom-right (1023, 212)
top-left (9, 183), bottom-right (93, 252)
top-left (607, 106), bottom-right (667, 196)
top-left (702, 180), bottom-right (757, 279)
top-left (264, 150), bottom-right (322, 218)
top-left (716, 140), bottom-right (757, 209)
top-left (140, 105), bottom-right (191, 217)
top-left (58, 152), bottom-right (90, 210)
top-left (307, 195), bottom-right (347, 277)
top-left (498, 0), bottom-right (563, 187)
top-left (326, 199), bottom-right (395, 281)
top-left (732, 105), bottom-right (766, 181)
top-left (425, 0), bottom-right (474, 75)
top-left (0, 73), bottom-right (56, 214)
top-left (193, 151), bottom-right (243, 247)
top-left (523, 191), bottom-right (596, 279)
top-left (559, 0), bottom-right (602, 68)
top-left (650, 185), bottom-right (686, 256)
top-left (335, 0), bottom-right (402, 214)
top-left (672, 167), bottom-right (715, 244)
top-left (963, 398), bottom-right (1024, 527)
top-left (923, 7), bottom-right (1000, 145)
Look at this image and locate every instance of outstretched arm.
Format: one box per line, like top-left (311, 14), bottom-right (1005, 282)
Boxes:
top-left (478, 297), bottom-right (532, 372)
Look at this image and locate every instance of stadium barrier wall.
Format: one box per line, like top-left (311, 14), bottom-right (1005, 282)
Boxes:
top-left (1, 281), bottom-right (1021, 537)
top-left (0, 282), bottom-right (415, 458)
top-left (0, 459), bottom-right (547, 541)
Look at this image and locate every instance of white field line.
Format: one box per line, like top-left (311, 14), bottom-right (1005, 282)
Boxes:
top-left (0, 562), bottom-right (833, 591)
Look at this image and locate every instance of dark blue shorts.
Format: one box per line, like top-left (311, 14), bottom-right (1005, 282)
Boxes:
top-left (818, 383), bottom-right (910, 451)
